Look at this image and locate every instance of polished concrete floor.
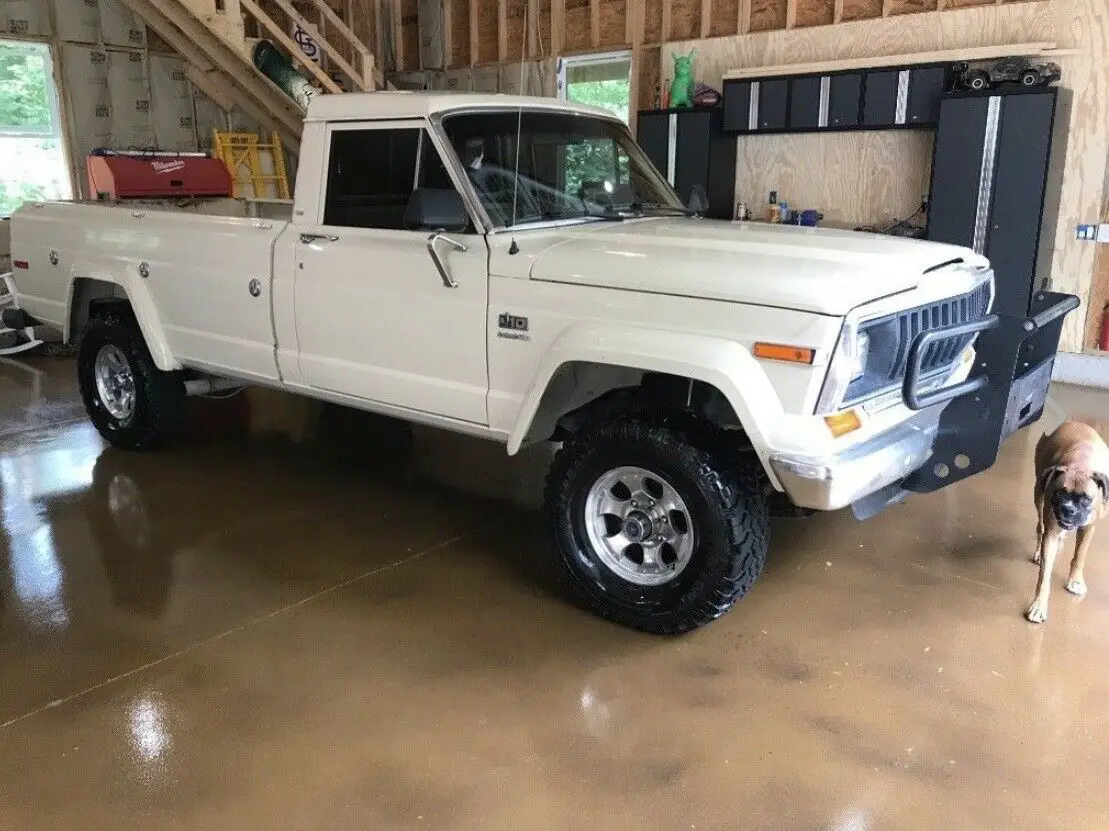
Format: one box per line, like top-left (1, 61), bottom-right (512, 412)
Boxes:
top-left (1, 355), bottom-right (1107, 831)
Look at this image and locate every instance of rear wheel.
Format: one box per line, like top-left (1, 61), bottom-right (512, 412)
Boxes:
top-left (966, 70), bottom-right (989, 91)
top-left (78, 310), bottom-right (186, 451)
top-left (544, 418), bottom-right (770, 634)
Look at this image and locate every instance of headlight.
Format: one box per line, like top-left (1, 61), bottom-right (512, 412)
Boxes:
top-left (853, 330), bottom-right (870, 380)
top-left (815, 322), bottom-right (861, 415)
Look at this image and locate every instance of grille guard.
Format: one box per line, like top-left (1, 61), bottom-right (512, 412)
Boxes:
top-left (900, 290), bottom-right (1081, 495)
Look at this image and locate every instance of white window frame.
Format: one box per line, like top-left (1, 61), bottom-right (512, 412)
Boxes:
top-left (556, 49), bottom-right (634, 108)
top-left (0, 38), bottom-right (74, 204)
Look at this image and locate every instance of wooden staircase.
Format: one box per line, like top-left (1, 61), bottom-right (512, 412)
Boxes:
top-left (115, 0), bottom-right (382, 154)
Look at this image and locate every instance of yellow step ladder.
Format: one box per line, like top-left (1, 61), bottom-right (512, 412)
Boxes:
top-left (212, 131), bottom-right (291, 200)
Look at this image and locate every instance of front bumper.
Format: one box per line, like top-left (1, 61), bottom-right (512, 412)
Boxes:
top-left (770, 408), bottom-right (942, 512)
top-left (770, 289), bottom-right (1082, 518)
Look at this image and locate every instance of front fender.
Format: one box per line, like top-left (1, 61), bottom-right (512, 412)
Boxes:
top-left (66, 258), bottom-right (180, 371)
top-left (506, 323), bottom-right (786, 472)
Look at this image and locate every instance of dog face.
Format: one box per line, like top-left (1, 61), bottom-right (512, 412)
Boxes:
top-left (1043, 466), bottom-right (1109, 531)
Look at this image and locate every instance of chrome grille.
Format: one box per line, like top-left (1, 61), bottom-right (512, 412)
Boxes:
top-left (891, 279), bottom-right (991, 377)
top-left (843, 276), bottom-right (992, 408)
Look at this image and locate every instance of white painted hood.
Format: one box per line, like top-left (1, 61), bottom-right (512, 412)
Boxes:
top-left (528, 218), bottom-right (988, 316)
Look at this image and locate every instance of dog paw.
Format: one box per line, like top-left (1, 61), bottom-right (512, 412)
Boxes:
top-left (1066, 579), bottom-right (1088, 597)
top-left (1025, 601), bottom-right (1049, 624)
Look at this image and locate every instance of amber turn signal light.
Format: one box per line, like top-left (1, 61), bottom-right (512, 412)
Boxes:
top-left (824, 410), bottom-right (862, 438)
top-left (753, 342), bottom-right (815, 364)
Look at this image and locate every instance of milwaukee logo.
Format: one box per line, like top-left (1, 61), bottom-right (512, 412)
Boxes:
top-left (150, 160), bottom-right (185, 175)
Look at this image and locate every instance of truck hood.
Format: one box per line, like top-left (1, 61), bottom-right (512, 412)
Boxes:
top-left (528, 218), bottom-right (988, 316)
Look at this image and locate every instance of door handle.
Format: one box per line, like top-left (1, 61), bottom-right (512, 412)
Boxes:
top-left (426, 231), bottom-right (468, 288)
top-left (299, 233), bottom-right (339, 244)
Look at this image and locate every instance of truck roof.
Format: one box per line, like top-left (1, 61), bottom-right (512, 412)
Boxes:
top-left (304, 91), bottom-right (621, 123)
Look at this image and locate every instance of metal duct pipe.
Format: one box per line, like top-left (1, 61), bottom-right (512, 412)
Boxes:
top-left (184, 377), bottom-right (247, 396)
top-left (252, 39), bottom-right (322, 114)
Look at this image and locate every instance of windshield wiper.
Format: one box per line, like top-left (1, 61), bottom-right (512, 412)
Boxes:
top-left (611, 201), bottom-right (698, 218)
top-left (582, 202), bottom-right (697, 222)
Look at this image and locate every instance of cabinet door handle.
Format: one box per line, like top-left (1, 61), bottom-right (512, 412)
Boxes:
top-left (299, 233), bottom-right (339, 244)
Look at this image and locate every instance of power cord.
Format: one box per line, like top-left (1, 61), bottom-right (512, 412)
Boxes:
top-left (855, 196), bottom-right (929, 236)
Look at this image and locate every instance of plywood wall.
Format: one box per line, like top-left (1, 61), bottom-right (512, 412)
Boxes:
top-left (735, 132), bottom-right (933, 228)
top-left (389, 0), bottom-right (1064, 66)
top-left (665, 0), bottom-right (1109, 353)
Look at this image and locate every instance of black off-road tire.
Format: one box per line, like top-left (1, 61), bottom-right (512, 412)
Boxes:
top-left (544, 418), bottom-right (770, 634)
top-left (78, 310), bottom-right (186, 451)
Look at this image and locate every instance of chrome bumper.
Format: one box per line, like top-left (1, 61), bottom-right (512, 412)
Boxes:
top-left (769, 408), bottom-right (942, 512)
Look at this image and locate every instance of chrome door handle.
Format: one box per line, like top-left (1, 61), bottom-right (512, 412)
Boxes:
top-left (426, 231), bottom-right (468, 288)
top-left (299, 233), bottom-right (339, 244)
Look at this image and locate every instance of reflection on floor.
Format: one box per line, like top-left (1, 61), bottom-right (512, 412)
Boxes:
top-left (1, 354), bottom-right (1107, 830)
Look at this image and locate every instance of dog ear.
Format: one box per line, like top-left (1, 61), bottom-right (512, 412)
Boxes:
top-left (1039, 466), bottom-right (1065, 492)
top-left (1094, 472), bottom-right (1109, 500)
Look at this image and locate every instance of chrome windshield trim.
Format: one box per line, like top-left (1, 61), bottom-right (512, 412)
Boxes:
top-left (429, 108), bottom-right (682, 235)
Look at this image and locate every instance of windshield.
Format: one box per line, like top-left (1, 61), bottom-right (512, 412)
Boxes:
top-left (439, 110), bottom-right (683, 228)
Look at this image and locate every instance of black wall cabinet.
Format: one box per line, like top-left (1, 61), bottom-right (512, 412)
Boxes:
top-left (862, 65), bottom-right (951, 129)
top-left (828, 73), bottom-right (863, 128)
top-left (862, 70), bottom-right (899, 126)
top-left (722, 77), bottom-right (789, 131)
top-left (725, 63), bottom-right (951, 134)
top-left (757, 79), bottom-right (789, 130)
top-left (789, 76), bottom-right (822, 130)
top-left (722, 80), bottom-right (753, 131)
top-left (637, 108), bottom-right (737, 220)
top-left (926, 88), bottom-right (1069, 317)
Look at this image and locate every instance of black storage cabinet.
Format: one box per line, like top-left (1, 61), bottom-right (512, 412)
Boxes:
top-left (926, 87), bottom-right (1069, 317)
top-left (862, 64), bottom-right (950, 128)
top-left (722, 77), bottom-right (789, 132)
top-left (637, 107), bottom-right (737, 219)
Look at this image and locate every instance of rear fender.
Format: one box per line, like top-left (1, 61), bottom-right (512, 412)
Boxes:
top-left (66, 258), bottom-right (180, 371)
top-left (506, 323), bottom-right (785, 476)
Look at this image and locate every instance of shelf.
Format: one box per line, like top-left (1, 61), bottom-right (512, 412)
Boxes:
top-left (722, 42), bottom-right (1058, 81)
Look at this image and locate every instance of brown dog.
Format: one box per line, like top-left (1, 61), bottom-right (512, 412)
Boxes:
top-left (1026, 420), bottom-right (1109, 623)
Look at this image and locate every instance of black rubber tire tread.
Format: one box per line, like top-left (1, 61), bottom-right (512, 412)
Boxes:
top-left (77, 311), bottom-right (186, 451)
top-left (544, 417), bottom-right (770, 635)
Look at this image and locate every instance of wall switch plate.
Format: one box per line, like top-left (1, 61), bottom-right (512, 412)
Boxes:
top-left (1097, 223), bottom-right (1109, 243)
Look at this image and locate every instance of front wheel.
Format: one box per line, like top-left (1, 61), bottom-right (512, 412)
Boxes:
top-left (544, 419), bottom-right (770, 634)
top-left (78, 310), bottom-right (186, 451)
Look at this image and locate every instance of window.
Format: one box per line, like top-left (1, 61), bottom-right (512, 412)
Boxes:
top-left (441, 111), bottom-right (678, 228)
top-left (324, 128), bottom-right (418, 229)
top-left (0, 40), bottom-right (72, 217)
top-left (322, 126), bottom-right (462, 230)
top-left (558, 51), bottom-right (632, 125)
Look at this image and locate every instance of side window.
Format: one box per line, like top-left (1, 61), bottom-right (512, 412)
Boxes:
top-left (323, 128), bottom-right (419, 229)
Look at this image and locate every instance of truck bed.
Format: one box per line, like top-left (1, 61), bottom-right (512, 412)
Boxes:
top-left (11, 199), bottom-right (291, 381)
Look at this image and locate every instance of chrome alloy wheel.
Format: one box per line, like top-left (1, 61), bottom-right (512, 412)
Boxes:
top-left (94, 344), bottom-right (137, 422)
top-left (584, 466), bottom-right (696, 586)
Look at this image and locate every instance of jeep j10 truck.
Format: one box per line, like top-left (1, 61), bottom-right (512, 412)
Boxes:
top-left (7, 93), bottom-right (1078, 634)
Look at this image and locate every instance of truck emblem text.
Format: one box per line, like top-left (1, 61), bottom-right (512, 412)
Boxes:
top-left (497, 313), bottom-right (530, 341)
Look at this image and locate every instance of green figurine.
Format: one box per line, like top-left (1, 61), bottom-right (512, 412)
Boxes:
top-left (669, 50), bottom-right (696, 108)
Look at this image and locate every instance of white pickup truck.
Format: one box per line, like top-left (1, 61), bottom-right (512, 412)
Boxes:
top-left (8, 92), bottom-right (1078, 634)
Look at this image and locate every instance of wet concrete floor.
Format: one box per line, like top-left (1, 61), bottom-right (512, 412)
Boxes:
top-left (1, 355), bottom-right (1107, 830)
